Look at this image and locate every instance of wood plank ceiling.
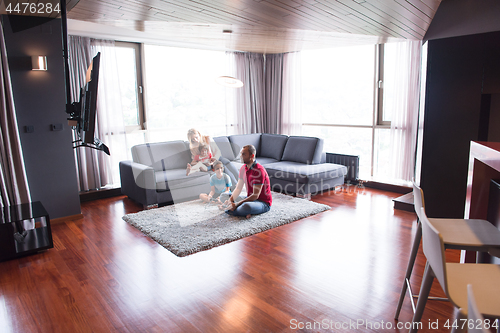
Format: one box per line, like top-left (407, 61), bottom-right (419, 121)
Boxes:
top-left (2, 0), bottom-right (443, 53)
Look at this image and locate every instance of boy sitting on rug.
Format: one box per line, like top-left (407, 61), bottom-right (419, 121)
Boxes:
top-left (199, 160), bottom-right (232, 204)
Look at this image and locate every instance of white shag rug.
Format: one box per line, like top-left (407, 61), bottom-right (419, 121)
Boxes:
top-left (122, 192), bottom-right (330, 257)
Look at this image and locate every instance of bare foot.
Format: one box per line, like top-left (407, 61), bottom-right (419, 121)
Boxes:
top-left (246, 214), bottom-right (251, 219)
top-left (186, 163), bottom-right (191, 176)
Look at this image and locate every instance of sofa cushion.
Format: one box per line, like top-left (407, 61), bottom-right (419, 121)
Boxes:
top-left (213, 136), bottom-right (237, 161)
top-left (228, 161), bottom-right (244, 175)
top-left (260, 133), bottom-right (288, 160)
top-left (227, 158), bottom-right (278, 181)
top-left (132, 141), bottom-right (191, 172)
top-left (257, 157), bottom-right (280, 166)
top-left (265, 161), bottom-right (347, 184)
top-left (155, 169), bottom-right (210, 191)
top-left (270, 177), bottom-right (344, 196)
top-left (281, 136), bottom-right (323, 164)
top-left (228, 133), bottom-right (261, 158)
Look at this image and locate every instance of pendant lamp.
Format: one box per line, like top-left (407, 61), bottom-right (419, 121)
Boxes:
top-left (216, 29), bottom-right (244, 88)
top-left (216, 75), bottom-right (244, 88)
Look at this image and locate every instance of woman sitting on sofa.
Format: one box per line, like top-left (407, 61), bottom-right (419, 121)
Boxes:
top-left (186, 128), bottom-right (221, 176)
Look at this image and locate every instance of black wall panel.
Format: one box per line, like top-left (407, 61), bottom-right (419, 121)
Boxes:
top-left (2, 15), bottom-right (81, 219)
top-left (420, 31), bottom-right (500, 218)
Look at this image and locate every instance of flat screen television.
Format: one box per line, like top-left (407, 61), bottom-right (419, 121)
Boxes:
top-left (67, 52), bottom-right (109, 155)
top-left (61, 0), bottom-right (108, 155)
top-left (80, 52), bottom-right (100, 145)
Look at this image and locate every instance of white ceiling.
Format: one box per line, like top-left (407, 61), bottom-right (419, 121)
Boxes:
top-left (3, 0), bottom-right (444, 53)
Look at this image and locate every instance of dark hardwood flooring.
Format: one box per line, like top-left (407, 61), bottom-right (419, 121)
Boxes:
top-left (0, 188), bottom-right (461, 332)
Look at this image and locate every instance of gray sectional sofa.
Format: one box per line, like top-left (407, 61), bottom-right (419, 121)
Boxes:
top-left (119, 133), bottom-right (358, 208)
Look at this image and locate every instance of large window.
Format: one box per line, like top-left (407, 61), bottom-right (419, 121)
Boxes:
top-left (143, 45), bottom-right (233, 142)
top-left (114, 42), bottom-right (146, 151)
top-left (115, 43), bottom-right (232, 145)
top-left (301, 44), bottom-right (397, 181)
top-left (104, 43), bottom-right (233, 186)
top-left (115, 42), bottom-right (143, 128)
top-left (302, 45), bottom-right (375, 126)
top-left (106, 41), bottom-right (406, 187)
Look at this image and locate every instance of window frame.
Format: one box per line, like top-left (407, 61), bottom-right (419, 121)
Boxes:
top-left (377, 44), bottom-right (392, 127)
top-left (111, 41), bottom-right (396, 180)
top-left (301, 43), bottom-right (394, 180)
top-left (114, 41), bottom-right (146, 132)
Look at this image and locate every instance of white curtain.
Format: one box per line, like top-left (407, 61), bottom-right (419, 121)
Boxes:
top-left (68, 36), bottom-right (94, 191)
top-left (91, 40), bottom-right (128, 189)
top-left (1, 21), bottom-right (32, 237)
top-left (68, 36), bottom-right (92, 106)
top-left (232, 52), bottom-right (266, 134)
top-left (0, 21), bottom-right (31, 208)
top-left (231, 51), bottom-right (302, 135)
top-left (281, 52), bottom-right (302, 136)
top-left (68, 36), bottom-right (127, 191)
top-left (388, 40), bottom-right (422, 182)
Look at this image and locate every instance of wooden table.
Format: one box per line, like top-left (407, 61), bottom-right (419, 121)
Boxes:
top-left (464, 141), bottom-right (500, 262)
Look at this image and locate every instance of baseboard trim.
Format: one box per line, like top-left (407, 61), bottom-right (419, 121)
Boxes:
top-left (51, 213), bottom-right (84, 224)
top-left (393, 192), bottom-right (415, 212)
top-left (364, 180), bottom-right (411, 194)
top-left (80, 187), bottom-right (122, 202)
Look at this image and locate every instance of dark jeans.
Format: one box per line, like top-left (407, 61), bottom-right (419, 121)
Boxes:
top-left (225, 200), bottom-right (271, 217)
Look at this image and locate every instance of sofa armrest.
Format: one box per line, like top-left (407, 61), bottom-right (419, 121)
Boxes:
top-left (219, 157), bottom-right (240, 187)
top-left (326, 153), bottom-right (359, 182)
top-left (119, 160), bottom-right (158, 207)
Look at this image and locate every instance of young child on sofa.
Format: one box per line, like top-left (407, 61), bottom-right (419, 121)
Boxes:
top-left (199, 161), bottom-right (232, 204)
top-left (193, 143), bottom-right (216, 171)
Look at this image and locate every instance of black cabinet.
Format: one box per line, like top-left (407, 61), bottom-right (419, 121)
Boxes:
top-left (0, 201), bottom-right (53, 262)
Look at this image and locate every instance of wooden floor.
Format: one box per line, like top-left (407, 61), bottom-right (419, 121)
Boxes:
top-left (0, 187), bottom-right (461, 332)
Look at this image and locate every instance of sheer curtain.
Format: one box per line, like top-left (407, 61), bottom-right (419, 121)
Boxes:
top-left (68, 36), bottom-right (127, 191)
top-left (264, 53), bottom-right (283, 134)
top-left (388, 40), bottom-right (422, 182)
top-left (231, 51), bottom-right (302, 135)
top-left (91, 40), bottom-right (128, 189)
top-left (280, 52), bottom-right (302, 136)
top-left (232, 52), bottom-right (266, 134)
top-left (0, 21), bottom-right (31, 209)
top-left (68, 36), bottom-right (95, 191)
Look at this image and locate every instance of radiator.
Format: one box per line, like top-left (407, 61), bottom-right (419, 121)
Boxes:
top-left (326, 153), bottom-right (360, 182)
